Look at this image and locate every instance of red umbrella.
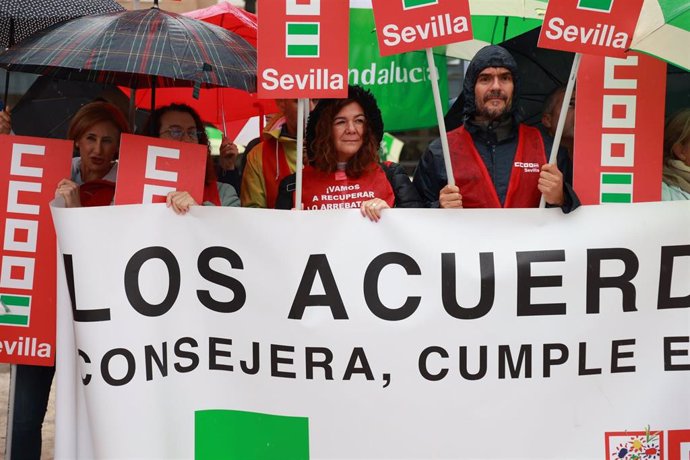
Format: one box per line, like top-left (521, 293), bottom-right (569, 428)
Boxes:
top-left (132, 85), bottom-right (277, 127)
top-left (186, 2), bottom-right (258, 47)
top-left (132, 2), bottom-right (276, 131)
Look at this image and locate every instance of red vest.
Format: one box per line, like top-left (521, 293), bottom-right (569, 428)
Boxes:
top-left (300, 164), bottom-right (394, 210)
top-left (261, 137), bottom-right (291, 209)
top-left (448, 124), bottom-right (546, 208)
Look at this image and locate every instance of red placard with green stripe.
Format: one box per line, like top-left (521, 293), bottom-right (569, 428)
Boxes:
top-left (0, 135), bottom-right (72, 365)
top-left (258, 0), bottom-right (349, 98)
top-left (573, 53), bottom-right (666, 204)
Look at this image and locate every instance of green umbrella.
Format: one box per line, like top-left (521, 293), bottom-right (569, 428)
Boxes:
top-left (631, 1), bottom-right (690, 72)
top-left (448, 0), bottom-right (690, 73)
top-left (446, 0), bottom-right (547, 59)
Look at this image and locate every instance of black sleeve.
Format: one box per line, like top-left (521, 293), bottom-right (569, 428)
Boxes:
top-left (274, 173), bottom-right (296, 209)
top-left (381, 162), bottom-right (425, 208)
top-left (215, 166), bottom-right (242, 197)
top-left (412, 138), bottom-right (447, 208)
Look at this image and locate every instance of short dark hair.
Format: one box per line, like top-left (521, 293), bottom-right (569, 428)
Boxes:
top-left (143, 103), bottom-right (216, 184)
top-left (144, 103), bottom-right (210, 148)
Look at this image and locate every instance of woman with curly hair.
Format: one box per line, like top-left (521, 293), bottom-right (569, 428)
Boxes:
top-left (662, 108), bottom-right (690, 200)
top-left (275, 85), bottom-right (422, 220)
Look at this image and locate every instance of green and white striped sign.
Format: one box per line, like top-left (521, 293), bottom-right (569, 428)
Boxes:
top-left (402, 0), bottom-right (438, 10)
top-left (0, 294), bottom-right (31, 326)
top-left (286, 22), bottom-right (320, 58)
top-left (577, 0), bottom-right (614, 13)
top-left (600, 172), bottom-right (633, 203)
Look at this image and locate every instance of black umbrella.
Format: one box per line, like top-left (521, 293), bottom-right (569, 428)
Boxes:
top-left (0, 0), bottom-right (125, 103)
top-left (10, 76), bottom-right (145, 140)
top-left (0, 6), bottom-right (257, 92)
top-left (0, 0), bottom-right (125, 49)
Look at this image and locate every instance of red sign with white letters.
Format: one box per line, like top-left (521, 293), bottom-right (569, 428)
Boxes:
top-left (0, 135), bottom-right (72, 366)
top-left (257, 0), bottom-right (349, 98)
top-left (114, 134), bottom-right (207, 205)
top-left (538, 0), bottom-right (643, 57)
top-left (573, 53), bottom-right (666, 204)
top-left (371, 0), bottom-right (472, 56)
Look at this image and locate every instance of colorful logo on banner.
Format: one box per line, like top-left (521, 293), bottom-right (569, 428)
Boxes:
top-left (0, 135), bottom-right (72, 366)
top-left (114, 134), bottom-right (207, 205)
top-left (370, 0), bottom-right (471, 56)
top-left (195, 409), bottom-right (309, 459)
top-left (538, 0), bottom-right (643, 57)
top-left (258, 0), bottom-right (349, 98)
top-left (573, 53), bottom-right (666, 204)
top-left (605, 428), bottom-right (690, 459)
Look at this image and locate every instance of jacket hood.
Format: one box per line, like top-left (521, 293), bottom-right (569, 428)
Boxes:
top-left (460, 45), bottom-right (520, 121)
top-left (306, 85), bottom-right (384, 159)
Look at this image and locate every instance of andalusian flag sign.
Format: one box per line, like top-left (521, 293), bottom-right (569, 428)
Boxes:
top-left (538, 0), bottom-right (644, 56)
top-left (286, 22), bottom-right (320, 58)
top-left (0, 294), bottom-right (31, 326)
top-left (600, 173), bottom-right (633, 203)
top-left (258, 0), bottom-right (349, 98)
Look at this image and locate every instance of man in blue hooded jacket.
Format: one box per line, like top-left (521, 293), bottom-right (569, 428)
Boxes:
top-left (413, 45), bottom-right (579, 211)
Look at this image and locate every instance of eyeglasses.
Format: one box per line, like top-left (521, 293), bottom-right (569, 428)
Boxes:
top-left (159, 127), bottom-right (204, 141)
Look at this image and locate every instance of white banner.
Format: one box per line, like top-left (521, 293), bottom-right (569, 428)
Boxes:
top-left (51, 202), bottom-right (690, 459)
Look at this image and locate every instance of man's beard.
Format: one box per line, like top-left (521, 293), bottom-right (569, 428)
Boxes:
top-left (476, 90), bottom-right (511, 121)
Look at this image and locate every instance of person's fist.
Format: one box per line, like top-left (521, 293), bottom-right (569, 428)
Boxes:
top-left (439, 184), bottom-right (463, 208)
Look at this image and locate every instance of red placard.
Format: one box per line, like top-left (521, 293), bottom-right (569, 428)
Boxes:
top-left (371, 0), bottom-right (471, 56)
top-left (0, 135), bottom-right (72, 366)
top-left (114, 134), bottom-right (207, 205)
top-left (573, 53), bottom-right (666, 205)
top-left (668, 430), bottom-right (690, 460)
top-left (538, 0), bottom-right (643, 57)
top-left (257, 0), bottom-right (349, 98)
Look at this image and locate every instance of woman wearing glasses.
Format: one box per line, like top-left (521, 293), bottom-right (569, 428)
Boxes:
top-left (145, 103), bottom-right (240, 214)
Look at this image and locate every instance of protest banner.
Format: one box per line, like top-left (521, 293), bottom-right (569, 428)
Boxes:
top-left (370, 0), bottom-right (471, 56)
top-left (0, 135), bottom-right (71, 365)
top-left (349, 6), bottom-right (448, 131)
top-left (52, 202), bottom-right (690, 458)
top-left (538, 0), bottom-right (644, 57)
top-left (574, 52), bottom-right (666, 204)
top-left (257, 0), bottom-right (350, 98)
top-left (114, 133), bottom-right (207, 205)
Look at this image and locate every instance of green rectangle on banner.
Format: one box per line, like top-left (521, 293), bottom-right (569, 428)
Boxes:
top-left (1, 295), bottom-right (30, 307)
top-left (195, 410), bottom-right (309, 460)
top-left (601, 173), bottom-right (632, 185)
top-left (577, 0), bottom-right (614, 12)
top-left (403, 0), bottom-right (438, 9)
top-left (601, 193), bottom-right (632, 203)
top-left (287, 23), bottom-right (319, 35)
top-left (0, 315), bottom-right (29, 326)
top-left (287, 44), bottom-right (318, 57)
